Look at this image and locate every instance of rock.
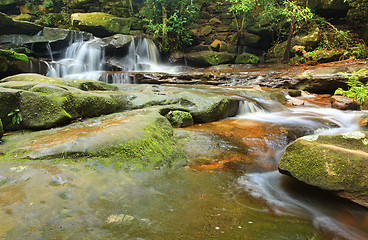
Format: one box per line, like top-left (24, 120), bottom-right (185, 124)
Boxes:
top-left (210, 40), bottom-right (229, 52)
top-left (233, 33), bottom-right (260, 47)
top-left (0, 109), bottom-right (187, 170)
top-left (359, 115), bottom-right (368, 128)
top-left (201, 26), bottom-right (212, 36)
top-left (278, 132), bottom-right (368, 207)
top-left (71, 12), bottom-right (132, 37)
top-left (299, 29), bottom-right (320, 49)
top-left (1, 73), bottom-right (118, 91)
top-left (308, 0), bottom-right (350, 19)
top-left (0, 73), bottom-right (240, 128)
top-left (235, 53), bottom-right (260, 64)
top-left (0, 49), bottom-right (29, 79)
top-left (311, 49), bottom-right (345, 63)
top-left (0, 12), bottom-right (43, 35)
top-left (185, 51), bottom-right (236, 67)
top-left (165, 110), bottom-right (193, 127)
top-left (330, 95), bottom-right (361, 110)
top-left (101, 34), bottom-right (134, 51)
top-left (209, 17), bottom-right (221, 25)
top-left (11, 14), bottom-right (34, 21)
top-left (19, 91), bottom-right (73, 130)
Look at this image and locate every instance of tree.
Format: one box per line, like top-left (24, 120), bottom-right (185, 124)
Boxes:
top-left (140, 0), bottom-right (199, 52)
top-left (227, 0), bottom-right (313, 63)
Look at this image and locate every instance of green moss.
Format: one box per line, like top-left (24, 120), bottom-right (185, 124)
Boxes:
top-left (90, 119), bottom-right (186, 171)
top-left (235, 53), bottom-right (260, 64)
top-left (279, 138), bottom-right (368, 192)
top-left (0, 49), bottom-right (28, 62)
top-left (201, 26), bottom-right (212, 36)
top-left (202, 52), bottom-right (236, 65)
top-left (165, 110), bottom-right (193, 127)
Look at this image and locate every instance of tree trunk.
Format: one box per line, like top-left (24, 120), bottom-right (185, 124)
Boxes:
top-left (161, 3), bottom-right (169, 49)
top-left (282, 15), bottom-right (295, 64)
top-left (128, 0), bottom-right (134, 16)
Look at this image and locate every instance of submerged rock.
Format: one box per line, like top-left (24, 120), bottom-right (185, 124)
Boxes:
top-left (279, 132), bottom-right (368, 207)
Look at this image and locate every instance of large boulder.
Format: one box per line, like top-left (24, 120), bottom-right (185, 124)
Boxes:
top-left (0, 49), bottom-right (29, 79)
top-left (71, 12), bottom-right (132, 37)
top-left (279, 132), bottom-right (368, 207)
top-left (0, 12), bottom-right (43, 35)
top-left (235, 53), bottom-right (260, 64)
top-left (0, 74), bottom-right (240, 129)
top-left (185, 51), bottom-right (236, 67)
top-left (0, 109), bottom-right (186, 170)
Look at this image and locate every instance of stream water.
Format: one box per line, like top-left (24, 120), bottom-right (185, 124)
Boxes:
top-left (2, 36), bottom-right (368, 239)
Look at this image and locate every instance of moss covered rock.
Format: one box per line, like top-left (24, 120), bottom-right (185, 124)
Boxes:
top-left (185, 51), bottom-right (236, 67)
top-left (0, 12), bottom-right (43, 35)
top-left (235, 53), bottom-right (260, 64)
top-left (71, 12), bottom-right (132, 37)
top-left (201, 26), bottom-right (212, 36)
top-left (279, 132), bottom-right (368, 207)
top-left (165, 110), bottom-right (193, 127)
top-left (0, 109), bottom-right (186, 170)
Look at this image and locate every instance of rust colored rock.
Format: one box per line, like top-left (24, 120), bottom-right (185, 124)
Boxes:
top-left (330, 95), bottom-right (361, 110)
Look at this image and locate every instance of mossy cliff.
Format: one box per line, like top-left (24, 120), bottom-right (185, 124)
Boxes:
top-left (279, 132), bottom-right (368, 207)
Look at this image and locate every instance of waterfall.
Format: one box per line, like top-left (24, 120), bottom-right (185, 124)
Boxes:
top-left (46, 36), bottom-right (162, 82)
top-left (120, 37), bottom-right (161, 71)
top-left (47, 38), bottom-right (106, 80)
top-left (236, 100), bottom-right (264, 115)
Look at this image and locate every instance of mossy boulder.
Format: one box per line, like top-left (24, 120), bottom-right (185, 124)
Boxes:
top-left (19, 91), bottom-right (73, 130)
top-left (279, 132), bottom-right (368, 207)
top-left (210, 40), bottom-right (229, 52)
top-left (235, 53), bottom-right (260, 64)
top-left (209, 17), bottom-right (221, 25)
top-left (299, 29), bottom-right (320, 49)
top-left (71, 12), bottom-right (132, 37)
top-left (0, 109), bottom-right (186, 170)
top-left (185, 51), bottom-right (236, 67)
top-left (165, 110), bottom-right (193, 127)
top-left (201, 26), bottom-right (212, 36)
top-left (0, 49), bottom-right (29, 78)
top-left (1, 73), bottom-right (118, 91)
top-left (0, 12), bottom-right (43, 35)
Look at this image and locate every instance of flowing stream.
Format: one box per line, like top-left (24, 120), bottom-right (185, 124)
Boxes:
top-left (3, 35), bottom-right (368, 239)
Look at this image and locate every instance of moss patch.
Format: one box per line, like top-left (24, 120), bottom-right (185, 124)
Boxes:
top-left (165, 110), bottom-right (193, 127)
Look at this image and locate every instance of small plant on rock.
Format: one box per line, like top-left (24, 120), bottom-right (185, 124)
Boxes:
top-left (335, 69), bottom-right (368, 105)
top-left (8, 108), bottom-right (23, 125)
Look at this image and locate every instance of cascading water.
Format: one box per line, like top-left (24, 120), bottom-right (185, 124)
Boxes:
top-left (233, 107), bottom-right (368, 240)
top-left (46, 36), bottom-right (163, 82)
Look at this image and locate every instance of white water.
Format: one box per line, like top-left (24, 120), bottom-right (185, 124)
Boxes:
top-left (235, 106), bottom-right (368, 239)
top-left (46, 36), bottom-right (179, 82)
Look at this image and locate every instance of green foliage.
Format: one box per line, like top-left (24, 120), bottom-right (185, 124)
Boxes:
top-left (8, 108), bottom-right (23, 125)
top-left (335, 69), bottom-right (368, 105)
top-left (140, 0), bottom-right (199, 51)
top-left (35, 13), bottom-right (70, 28)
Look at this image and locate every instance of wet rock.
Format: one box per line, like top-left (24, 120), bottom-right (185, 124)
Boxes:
top-left (359, 115), bottom-right (368, 128)
top-left (71, 12), bottom-right (132, 37)
top-left (330, 95), bottom-right (361, 110)
top-left (1, 73), bottom-right (118, 91)
top-left (279, 132), bottom-right (368, 207)
top-left (0, 12), bottom-right (43, 35)
top-left (165, 110), bottom-right (193, 128)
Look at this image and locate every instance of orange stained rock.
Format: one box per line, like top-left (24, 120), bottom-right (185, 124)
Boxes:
top-left (190, 157), bottom-right (239, 170)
